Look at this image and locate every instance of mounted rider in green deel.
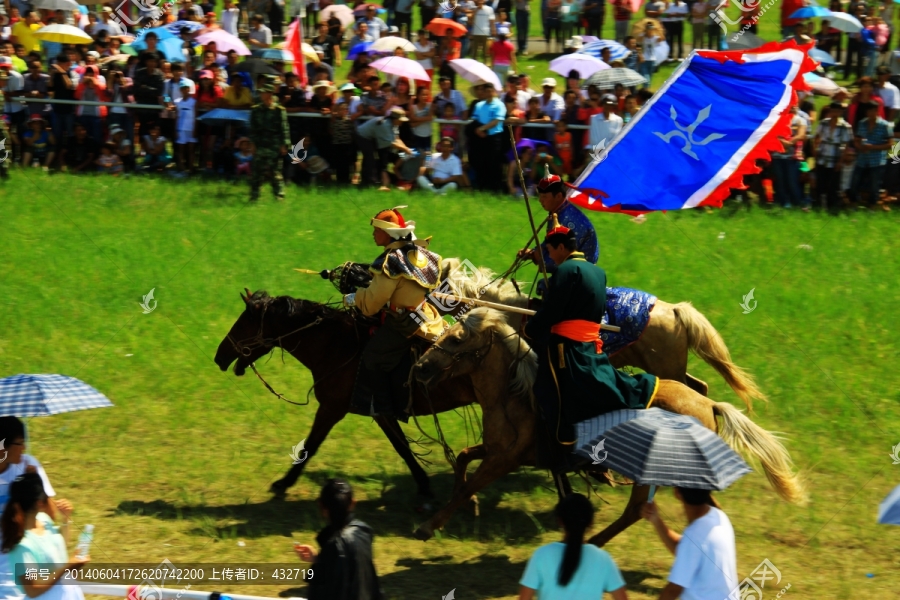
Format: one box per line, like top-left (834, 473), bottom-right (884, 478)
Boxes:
top-left (523, 213), bottom-right (660, 459)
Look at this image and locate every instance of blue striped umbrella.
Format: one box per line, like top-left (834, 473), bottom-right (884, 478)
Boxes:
top-left (878, 485), bottom-right (900, 525)
top-left (809, 48), bottom-right (837, 66)
top-left (579, 40), bottom-right (632, 62)
top-left (575, 407), bottom-right (752, 491)
top-left (166, 20), bottom-right (205, 35)
top-left (0, 374), bottom-right (114, 417)
top-left (789, 6), bottom-right (833, 18)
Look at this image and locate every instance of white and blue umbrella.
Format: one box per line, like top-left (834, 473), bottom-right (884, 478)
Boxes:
top-left (789, 6), bottom-right (833, 18)
top-left (809, 48), bottom-right (837, 66)
top-left (166, 20), bottom-right (205, 35)
top-left (579, 40), bottom-right (632, 61)
top-left (575, 407), bottom-right (752, 491)
top-left (825, 12), bottom-right (863, 33)
top-left (878, 485), bottom-right (900, 525)
top-left (582, 67), bottom-right (646, 89)
top-left (0, 374), bottom-right (113, 417)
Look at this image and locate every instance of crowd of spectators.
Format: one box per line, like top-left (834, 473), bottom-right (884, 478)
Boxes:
top-left (0, 0), bottom-right (898, 209)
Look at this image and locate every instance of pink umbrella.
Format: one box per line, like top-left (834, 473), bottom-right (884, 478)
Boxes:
top-left (195, 29), bottom-right (251, 56)
top-left (370, 56), bottom-right (430, 81)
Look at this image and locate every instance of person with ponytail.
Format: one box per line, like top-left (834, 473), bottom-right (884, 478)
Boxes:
top-left (0, 418), bottom-right (59, 600)
top-left (293, 478), bottom-right (383, 600)
top-left (519, 494), bottom-right (628, 599)
top-left (1, 472), bottom-right (85, 600)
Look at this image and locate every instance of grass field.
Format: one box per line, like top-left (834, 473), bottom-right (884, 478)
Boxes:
top-left (3, 172), bottom-right (900, 599)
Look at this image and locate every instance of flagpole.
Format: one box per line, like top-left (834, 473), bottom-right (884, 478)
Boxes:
top-left (507, 125), bottom-right (549, 291)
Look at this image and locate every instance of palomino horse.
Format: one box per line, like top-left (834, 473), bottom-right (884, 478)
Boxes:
top-left (411, 308), bottom-right (806, 544)
top-left (441, 258), bottom-right (766, 409)
top-left (215, 290), bottom-right (531, 501)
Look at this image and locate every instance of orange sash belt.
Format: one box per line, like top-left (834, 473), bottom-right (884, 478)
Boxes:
top-left (550, 320), bottom-right (604, 354)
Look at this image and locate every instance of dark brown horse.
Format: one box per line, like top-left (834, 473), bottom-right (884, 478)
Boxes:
top-left (214, 290), bottom-right (481, 500)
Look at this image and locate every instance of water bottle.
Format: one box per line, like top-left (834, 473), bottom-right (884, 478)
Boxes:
top-left (75, 524), bottom-right (93, 560)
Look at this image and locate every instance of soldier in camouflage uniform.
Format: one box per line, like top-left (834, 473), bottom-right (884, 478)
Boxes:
top-left (248, 80), bottom-right (290, 201)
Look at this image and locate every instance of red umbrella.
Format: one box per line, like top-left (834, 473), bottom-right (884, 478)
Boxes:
top-left (425, 18), bottom-right (466, 37)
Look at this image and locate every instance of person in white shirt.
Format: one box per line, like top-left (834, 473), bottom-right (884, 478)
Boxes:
top-left (642, 487), bottom-right (739, 600)
top-left (660, 0), bottom-right (687, 60)
top-left (874, 65), bottom-right (900, 121)
top-left (248, 13), bottom-right (273, 49)
top-left (505, 75), bottom-right (533, 112)
top-left (94, 7), bottom-right (125, 36)
top-left (174, 83), bottom-right (197, 174)
top-left (364, 5), bottom-right (389, 39)
top-left (413, 29), bottom-right (435, 79)
top-left (0, 416), bottom-right (58, 600)
top-left (417, 136), bottom-right (468, 193)
top-left (588, 94), bottom-right (623, 151)
top-left (469, 0), bottom-right (496, 61)
top-left (221, 0), bottom-right (240, 36)
top-left (537, 77), bottom-right (565, 121)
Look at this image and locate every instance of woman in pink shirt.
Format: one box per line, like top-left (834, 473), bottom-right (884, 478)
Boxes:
top-left (489, 33), bottom-right (518, 84)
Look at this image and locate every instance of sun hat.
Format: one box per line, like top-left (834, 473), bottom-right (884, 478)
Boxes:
top-left (542, 77), bottom-right (557, 87)
top-left (339, 82), bottom-right (357, 92)
top-left (601, 93), bottom-right (617, 105)
top-left (199, 69), bottom-right (214, 79)
top-left (389, 106), bottom-right (409, 121)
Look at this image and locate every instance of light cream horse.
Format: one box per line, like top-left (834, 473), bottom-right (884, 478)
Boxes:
top-left (441, 258), bottom-right (765, 409)
top-left (411, 308), bottom-right (807, 544)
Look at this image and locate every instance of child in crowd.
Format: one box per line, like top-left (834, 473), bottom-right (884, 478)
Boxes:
top-left (21, 115), bottom-right (55, 171)
top-left (440, 103), bottom-right (462, 157)
top-left (142, 123), bottom-right (170, 172)
top-left (330, 102), bottom-right (357, 184)
top-left (639, 22), bottom-right (660, 89)
top-left (109, 125), bottom-right (134, 172)
top-left (174, 82), bottom-right (197, 175)
top-left (553, 120), bottom-right (573, 177)
top-left (234, 137), bottom-right (253, 176)
top-left (95, 142), bottom-right (123, 174)
top-left (623, 94), bottom-right (639, 124)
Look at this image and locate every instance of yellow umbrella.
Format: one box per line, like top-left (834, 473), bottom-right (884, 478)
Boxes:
top-left (34, 24), bottom-right (94, 44)
top-left (275, 40), bottom-right (320, 63)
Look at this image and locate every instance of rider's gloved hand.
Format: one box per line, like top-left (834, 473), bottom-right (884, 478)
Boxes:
top-left (342, 293), bottom-right (356, 308)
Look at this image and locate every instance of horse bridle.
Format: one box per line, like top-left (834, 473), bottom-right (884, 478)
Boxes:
top-left (227, 303), bottom-right (324, 358)
top-left (429, 329), bottom-right (495, 371)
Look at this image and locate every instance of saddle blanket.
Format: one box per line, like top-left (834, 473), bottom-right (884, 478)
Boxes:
top-left (601, 287), bottom-right (657, 356)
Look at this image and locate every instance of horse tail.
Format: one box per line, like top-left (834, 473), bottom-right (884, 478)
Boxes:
top-left (673, 301), bottom-right (767, 410)
top-left (713, 402), bottom-right (807, 505)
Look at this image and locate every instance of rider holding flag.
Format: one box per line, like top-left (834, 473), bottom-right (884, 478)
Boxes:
top-left (517, 167), bottom-right (600, 294)
top-left (343, 207), bottom-right (445, 418)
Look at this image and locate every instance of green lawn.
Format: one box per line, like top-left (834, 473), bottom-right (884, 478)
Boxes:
top-left (3, 172), bottom-right (899, 599)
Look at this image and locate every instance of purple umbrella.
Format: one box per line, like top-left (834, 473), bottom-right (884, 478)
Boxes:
top-left (507, 138), bottom-right (556, 162)
top-left (195, 29), bottom-right (251, 56)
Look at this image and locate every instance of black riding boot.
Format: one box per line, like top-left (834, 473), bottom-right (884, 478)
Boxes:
top-left (351, 364), bottom-right (395, 417)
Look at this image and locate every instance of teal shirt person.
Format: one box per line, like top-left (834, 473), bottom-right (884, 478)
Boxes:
top-left (520, 543), bottom-right (626, 600)
top-left (525, 221), bottom-right (658, 446)
top-left (473, 96), bottom-right (506, 135)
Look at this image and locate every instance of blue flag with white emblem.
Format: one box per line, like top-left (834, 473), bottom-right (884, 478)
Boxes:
top-left (568, 41), bottom-right (815, 214)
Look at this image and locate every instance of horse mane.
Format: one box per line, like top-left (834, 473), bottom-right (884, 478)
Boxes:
top-left (440, 258), bottom-right (530, 309)
top-left (458, 307), bottom-right (537, 401)
top-left (248, 290), bottom-right (354, 324)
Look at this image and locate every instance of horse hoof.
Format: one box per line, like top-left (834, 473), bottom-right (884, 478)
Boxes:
top-left (413, 525), bottom-right (434, 541)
